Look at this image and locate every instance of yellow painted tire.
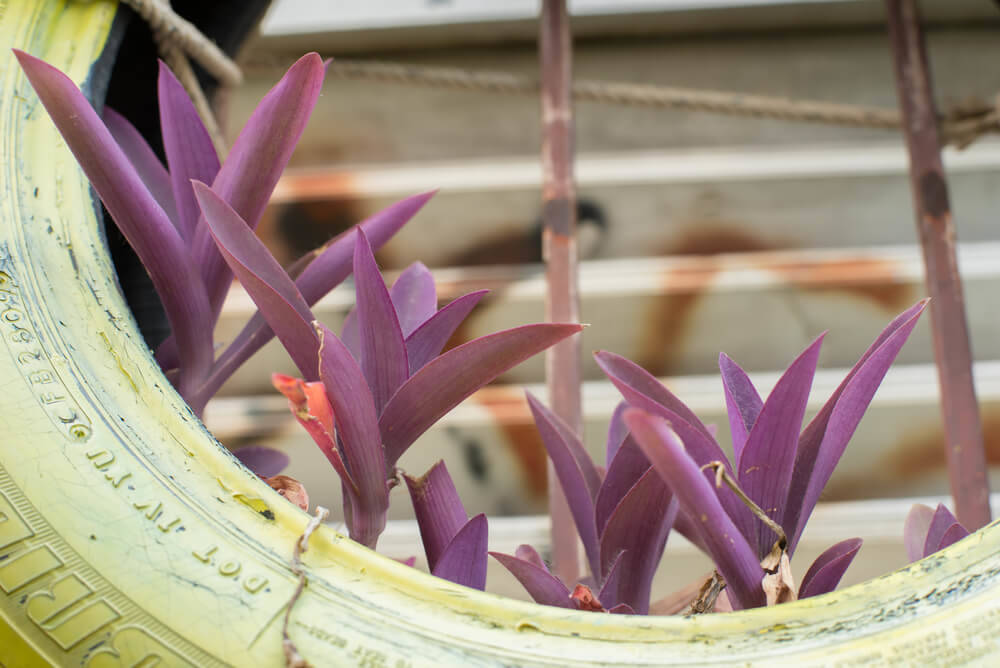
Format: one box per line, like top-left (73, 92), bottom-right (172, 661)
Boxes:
top-left (4, 2), bottom-right (1000, 666)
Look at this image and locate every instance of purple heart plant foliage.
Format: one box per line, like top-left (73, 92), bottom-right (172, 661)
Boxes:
top-left (259, 223), bottom-right (580, 558)
top-left (17, 48), bottom-right (941, 610)
top-left (904, 503), bottom-right (970, 562)
top-left (496, 300), bottom-right (926, 611)
top-left (13, 50), bottom-right (432, 417)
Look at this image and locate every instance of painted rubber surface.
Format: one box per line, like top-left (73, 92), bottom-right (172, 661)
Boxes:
top-left (2, 2), bottom-right (1000, 666)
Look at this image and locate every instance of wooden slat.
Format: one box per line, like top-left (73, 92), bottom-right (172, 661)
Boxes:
top-left (205, 360), bottom-right (1000, 523)
top-left (255, 143), bottom-right (1000, 270)
top-left (215, 242), bottom-right (1000, 394)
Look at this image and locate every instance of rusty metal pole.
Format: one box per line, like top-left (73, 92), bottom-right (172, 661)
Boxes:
top-left (540, 0), bottom-right (583, 582)
top-left (886, 0), bottom-right (991, 529)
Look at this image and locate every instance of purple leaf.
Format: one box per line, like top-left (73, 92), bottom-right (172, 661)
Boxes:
top-left (527, 393), bottom-right (602, 500)
top-left (354, 229), bottom-right (409, 413)
top-left (340, 307), bottom-right (361, 361)
top-left (297, 191), bottom-right (435, 305)
top-left (598, 468), bottom-right (677, 614)
top-left (605, 402), bottom-right (630, 469)
top-left (14, 50), bottom-right (213, 396)
top-left (595, 351), bottom-right (714, 440)
top-left (594, 437), bottom-right (650, 534)
top-left (739, 335), bottom-right (823, 557)
top-left (432, 514), bottom-right (488, 591)
top-left (316, 323), bottom-right (388, 548)
top-left (719, 353), bottom-right (763, 468)
top-left (405, 291), bottom-right (488, 375)
top-left (904, 503), bottom-right (935, 562)
top-left (516, 544), bottom-right (548, 570)
top-left (597, 550), bottom-right (625, 609)
top-left (608, 603), bottom-right (637, 615)
top-left (192, 182), bottom-right (319, 380)
top-left (786, 301), bottom-right (926, 551)
top-left (233, 445), bottom-right (289, 479)
top-left (391, 262), bottom-right (438, 337)
top-left (196, 192), bottom-right (436, 402)
top-left (404, 461), bottom-right (469, 571)
top-left (103, 107), bottom-right (178, 224)
top-left (924, 504), bottom-right (967, 558)
top-left (610, 399), bottom-right (754, 547)
top-left (935, 524), bottom-right (970, 553)
top-left (798, 538), bottom-right (862, 599)
top-left (157, 61), bottom-right (220, 242)
top-left (191, 52), bottom-right (325, 319)
top-left (526, 393), bottom-right (601, 578)
top-left (380, 323), bottom-right (583, 466)
top-left (490, 551), bottom-right (574, 608)
top-left (625, 409), bottom-right (765, 610)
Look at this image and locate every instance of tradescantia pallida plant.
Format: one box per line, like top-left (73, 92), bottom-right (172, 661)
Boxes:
top-left (497, 300), bottom-right (927, 612)
top-left (17, 47), bottom-right (952, 614)
top-left (13, 50), bottom-right (431, 415)
top-left (196, 181), bottom-right (581, 548)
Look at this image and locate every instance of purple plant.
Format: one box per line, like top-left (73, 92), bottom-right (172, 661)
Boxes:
top-left (13, 51), bottom-right (428, 415)
top-left (404, 461), bottom-right (488, 590)
top-left (491, 397), bottom-right (675, 614)
top-left (201, 187), bottom-right (585, 547)
top-left (904, 503), bottom-right (971, 561)
top-left (604, 300), bottom-right (925, 609)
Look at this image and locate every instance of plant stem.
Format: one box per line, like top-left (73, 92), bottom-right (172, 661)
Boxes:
top-left (886, 0), bottom-right (991, 529)
top-left (540, 0), bottom-right (583, 584)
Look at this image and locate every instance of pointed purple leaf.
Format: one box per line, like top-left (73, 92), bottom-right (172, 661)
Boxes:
top-left (527, 393), bottom-right (602, 500)
top-left (158, 61), bottom-right (220, 242)
top-left (605, 402), bottom-right (630, 469)
top-left (14, 51), bottom-right (213, 395)
top-left (798, 538), bottom-right (863, 599)
top-left (191, 52), bottom-right (325, 319)
top-left (340, 306), bottom-right (361, 361)
top-left (380, 323), bottom-right (583, 466)
top-left (625, 409), bottom-right (765, 610)
top-left (719, 353), bottom-right (763, 468)
top-left (739, 335), bottom-right (823, 557)
top-left (516, 544), bottom-right (548, 570)
top-left (432, 514), bottom-right (488, 591)
top-left (404, 461), bottom-right (469, 572)
top-left (598, 468), bottom-right (677, 614)
top-left (391, 262), bottom-right (438, 337)
top-left (354, 229), bottom-right (409, 413)
top-left (103, 107), bottom-right (178, 224)
top-left (786, 301), bottom-right (927, 551)
top-left (405, 290), bottom-right (488, 375)
top-left (233, 445), bottom-right (289, 479)
top-left (935, 523), bottom-right (970, 554)
top-left (316, 323), bottom-right (388, 548)
top-left (193, 182), bottom-right (319, 380)
top-left (297, 191), bottom-right (435, 305)
top-left (611, 399), bottom-right (754, 547)
top-left (904, 503), bottom-right (935, 563)
top-left (597, 550), bottom-right (625, 609)
top-left (196, 192), bottom-right (436, 403)
top-left (595, 351), bottom-right (714, 439)
top-left (594, 437), bottom-right (650, 534)
top-left (526, 393), bottom-right (602, 579)
top-left (924, 504), bottom-right (966, 558)
top-left (490, 551), bottom-right (574, 609)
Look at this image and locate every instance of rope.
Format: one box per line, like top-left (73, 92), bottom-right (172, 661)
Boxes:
top-left (323, 59), bottom-right (1000, 149)
top-left (119, 0), bottom-right (242, 86)
top-left (120, 0), bottom-right (237, 158)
